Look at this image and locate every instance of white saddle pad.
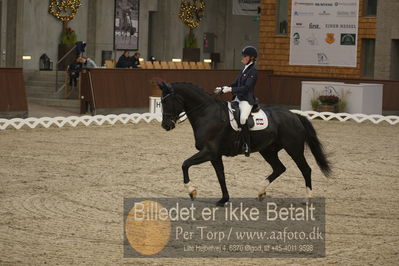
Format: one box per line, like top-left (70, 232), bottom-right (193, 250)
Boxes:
top-left (227, 102), bottom-right (269, 131)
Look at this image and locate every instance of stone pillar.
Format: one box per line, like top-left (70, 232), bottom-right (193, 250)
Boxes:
top-left (139, 0), bottom-right (158, 60)
top-left (151, 0), bottom-right (185, 61)
top-left (374, 0), bottom-right (399, 80)
top-left (0, 0), bottom-right (4, 67)
top-left (86, 0), bottom-right (97, 60)
top-left (5, 0), bottom-right (23, 68)
top-left (5, 0), bottom-right (16, 67)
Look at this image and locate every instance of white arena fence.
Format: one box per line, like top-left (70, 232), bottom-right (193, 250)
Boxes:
top-left (290, 110), bottom-right (399, 125)
top-left (0, 111), bottom-right (398, 130)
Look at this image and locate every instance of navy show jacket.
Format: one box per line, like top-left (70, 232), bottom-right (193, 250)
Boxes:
top-left (230, 63), bottom-right (258, 105)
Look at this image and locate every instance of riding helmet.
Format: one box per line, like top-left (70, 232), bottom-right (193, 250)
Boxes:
top-left (241, 46), bottom-right (257, 58)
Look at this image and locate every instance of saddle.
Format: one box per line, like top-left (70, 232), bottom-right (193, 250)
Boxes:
top-left (227, 101), bottom-right (268, 132)
top-left (230, 101), bottom-right (260, 128)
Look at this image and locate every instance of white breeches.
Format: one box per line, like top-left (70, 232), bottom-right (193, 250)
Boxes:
top-left (239, 100), bottom-right (253, 125)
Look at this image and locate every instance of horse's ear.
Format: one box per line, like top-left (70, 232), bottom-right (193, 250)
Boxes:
top-left (157, 82), bottom-right (172, 93)
top-left (157, 82), bottom-right (166, 93)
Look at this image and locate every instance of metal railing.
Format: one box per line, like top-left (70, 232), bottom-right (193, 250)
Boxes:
top-left (55, 45), bottom-right (76, 92)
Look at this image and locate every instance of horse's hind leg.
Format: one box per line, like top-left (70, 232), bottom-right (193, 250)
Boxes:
top-left (286, 149), bottom-right (313, 198)
top-left (258, 149), bottom-right (286, 200)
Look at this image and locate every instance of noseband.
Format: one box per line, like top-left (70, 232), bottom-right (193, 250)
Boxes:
top-left (161, 92), bottom-right (186, 124)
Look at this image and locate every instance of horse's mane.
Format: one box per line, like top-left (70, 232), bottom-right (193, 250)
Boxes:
top-left (171, 82), bottom-right (225, 104)
top-left (171, 82), bottom-right (206, 93)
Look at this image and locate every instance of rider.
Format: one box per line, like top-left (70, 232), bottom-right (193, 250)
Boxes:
top-left (215, 46), bottom-right (258, 157)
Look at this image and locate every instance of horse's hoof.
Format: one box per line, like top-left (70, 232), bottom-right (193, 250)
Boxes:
top-left (216, 199), bottom-right (229, 207)
top-left (189, 189), bottom-right (197, 200)
top-left (258, 192), bottom-right (266, 201)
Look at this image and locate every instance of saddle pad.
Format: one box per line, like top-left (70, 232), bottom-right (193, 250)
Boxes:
top-left (227, 102), bottom-right (268, 131)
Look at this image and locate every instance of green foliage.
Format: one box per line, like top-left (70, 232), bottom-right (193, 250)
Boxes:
top-left (184, 34), bottom-right (198, 48)
top-left (310, 99), bottom-right (320, 111)
top-left (338, 100), bottom-right (347, 113)
top-left (60, 28), bottom-right (77, 44)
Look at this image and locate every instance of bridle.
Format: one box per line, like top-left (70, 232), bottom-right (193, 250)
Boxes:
top-left (161, 91), bottom-right (185, 124)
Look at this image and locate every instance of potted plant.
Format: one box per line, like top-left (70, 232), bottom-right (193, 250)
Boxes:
top-left (183, 29), bottom-right (200, 61)
top-left (309, 86), bottom-right (340, 113)
top-left (310, 87), bottom-right (351, 113)
top-left (58, 27), bottom-right (78, 71)
top-left (49, 0), bottom-right (82, 71)
top-left (179, 0), bottom-right (205, 62)
top-left (317, 95), bottom-right (339, 112)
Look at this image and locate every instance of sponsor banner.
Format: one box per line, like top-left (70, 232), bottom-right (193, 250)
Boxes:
top-left (232, 0), bottom-right (260, 16)
top-left (124, 198), bottom-right (326, 258)
top-left (289, 0), bottom-right (359, 67)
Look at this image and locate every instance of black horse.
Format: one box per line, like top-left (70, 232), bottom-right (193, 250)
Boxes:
top-left (159, 82), bottom-right (331, 206)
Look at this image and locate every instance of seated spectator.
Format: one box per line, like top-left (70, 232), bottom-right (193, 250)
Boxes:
top-left (80, 57), bottom-right (97, 68)
top-left (131, 52), bottom-right (141, 68)
top-left (116, 50), bottom-right (133, 68)
top-left (68, 57), bottom-right (83, 87)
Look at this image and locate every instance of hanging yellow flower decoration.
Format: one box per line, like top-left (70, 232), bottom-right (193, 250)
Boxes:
top-left (48, 0), bottom-right (82, 22)
top-left (179, 0), bottom-right (206, 29)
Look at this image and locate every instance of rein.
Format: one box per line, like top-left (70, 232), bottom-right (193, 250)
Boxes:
top-left (179, 92), bottom-right (226, 123)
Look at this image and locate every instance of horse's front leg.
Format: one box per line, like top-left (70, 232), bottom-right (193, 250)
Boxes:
top-left (182, 148), bottom-right (213, 200)
top-left (211, 157), bottom-right (229, 206)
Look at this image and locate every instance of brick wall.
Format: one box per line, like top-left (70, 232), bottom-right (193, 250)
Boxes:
top-left (258, 0), bottom-right (376, 78)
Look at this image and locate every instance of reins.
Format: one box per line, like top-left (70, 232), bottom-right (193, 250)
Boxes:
top-left (162, 91), bottom-right (211, 124)
top-left (162, 89), bottom-right (227, 125)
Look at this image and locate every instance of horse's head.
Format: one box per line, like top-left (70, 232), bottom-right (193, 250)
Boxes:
top-left (158, 82), bottom-right (184, 131)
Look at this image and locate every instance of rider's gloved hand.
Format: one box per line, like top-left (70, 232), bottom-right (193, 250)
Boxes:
top-left (214, 87), bottom-right (223, 94)
top-left (222, 86), bottom-right (232, 93)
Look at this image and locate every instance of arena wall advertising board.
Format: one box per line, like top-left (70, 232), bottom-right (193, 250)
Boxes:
top-left (289, 0), bottom-right (359, 67)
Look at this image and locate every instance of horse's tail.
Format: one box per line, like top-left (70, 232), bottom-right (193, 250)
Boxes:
top-left (296, 114), bottom-right (332, 177)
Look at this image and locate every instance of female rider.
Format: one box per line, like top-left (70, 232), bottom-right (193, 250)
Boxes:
top-left (215, 46), bottom-right (258, 157)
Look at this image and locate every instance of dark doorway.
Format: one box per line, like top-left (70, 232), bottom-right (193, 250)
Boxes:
top-left (361, 39), bottom-right (375, 78)
top-left (0, 1), bottom-right (2, 67)
top-left (147, 11), bottom-right (155, 60)
top-left (391, 40), bottom-right (399, 80)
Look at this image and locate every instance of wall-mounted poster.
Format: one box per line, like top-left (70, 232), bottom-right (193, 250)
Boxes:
top-left (114, 0), bottom-right (139, 50)
top-left (289, 0), bottom-right (359, 67)
top-left (232, 0), bottom-right (261, 16)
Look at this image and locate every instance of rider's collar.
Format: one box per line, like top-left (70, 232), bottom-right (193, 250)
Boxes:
top-left (243, 62), bottom-right (253, 73)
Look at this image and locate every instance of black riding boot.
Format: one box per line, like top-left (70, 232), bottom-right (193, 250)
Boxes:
top-left (241, 123), bottom-right (251, 157)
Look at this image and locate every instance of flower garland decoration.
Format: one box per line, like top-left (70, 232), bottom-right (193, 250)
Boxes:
top-left (48, 0), bottom-right (82, 22)
top-left (179, 0), bottom-right (205, 29)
